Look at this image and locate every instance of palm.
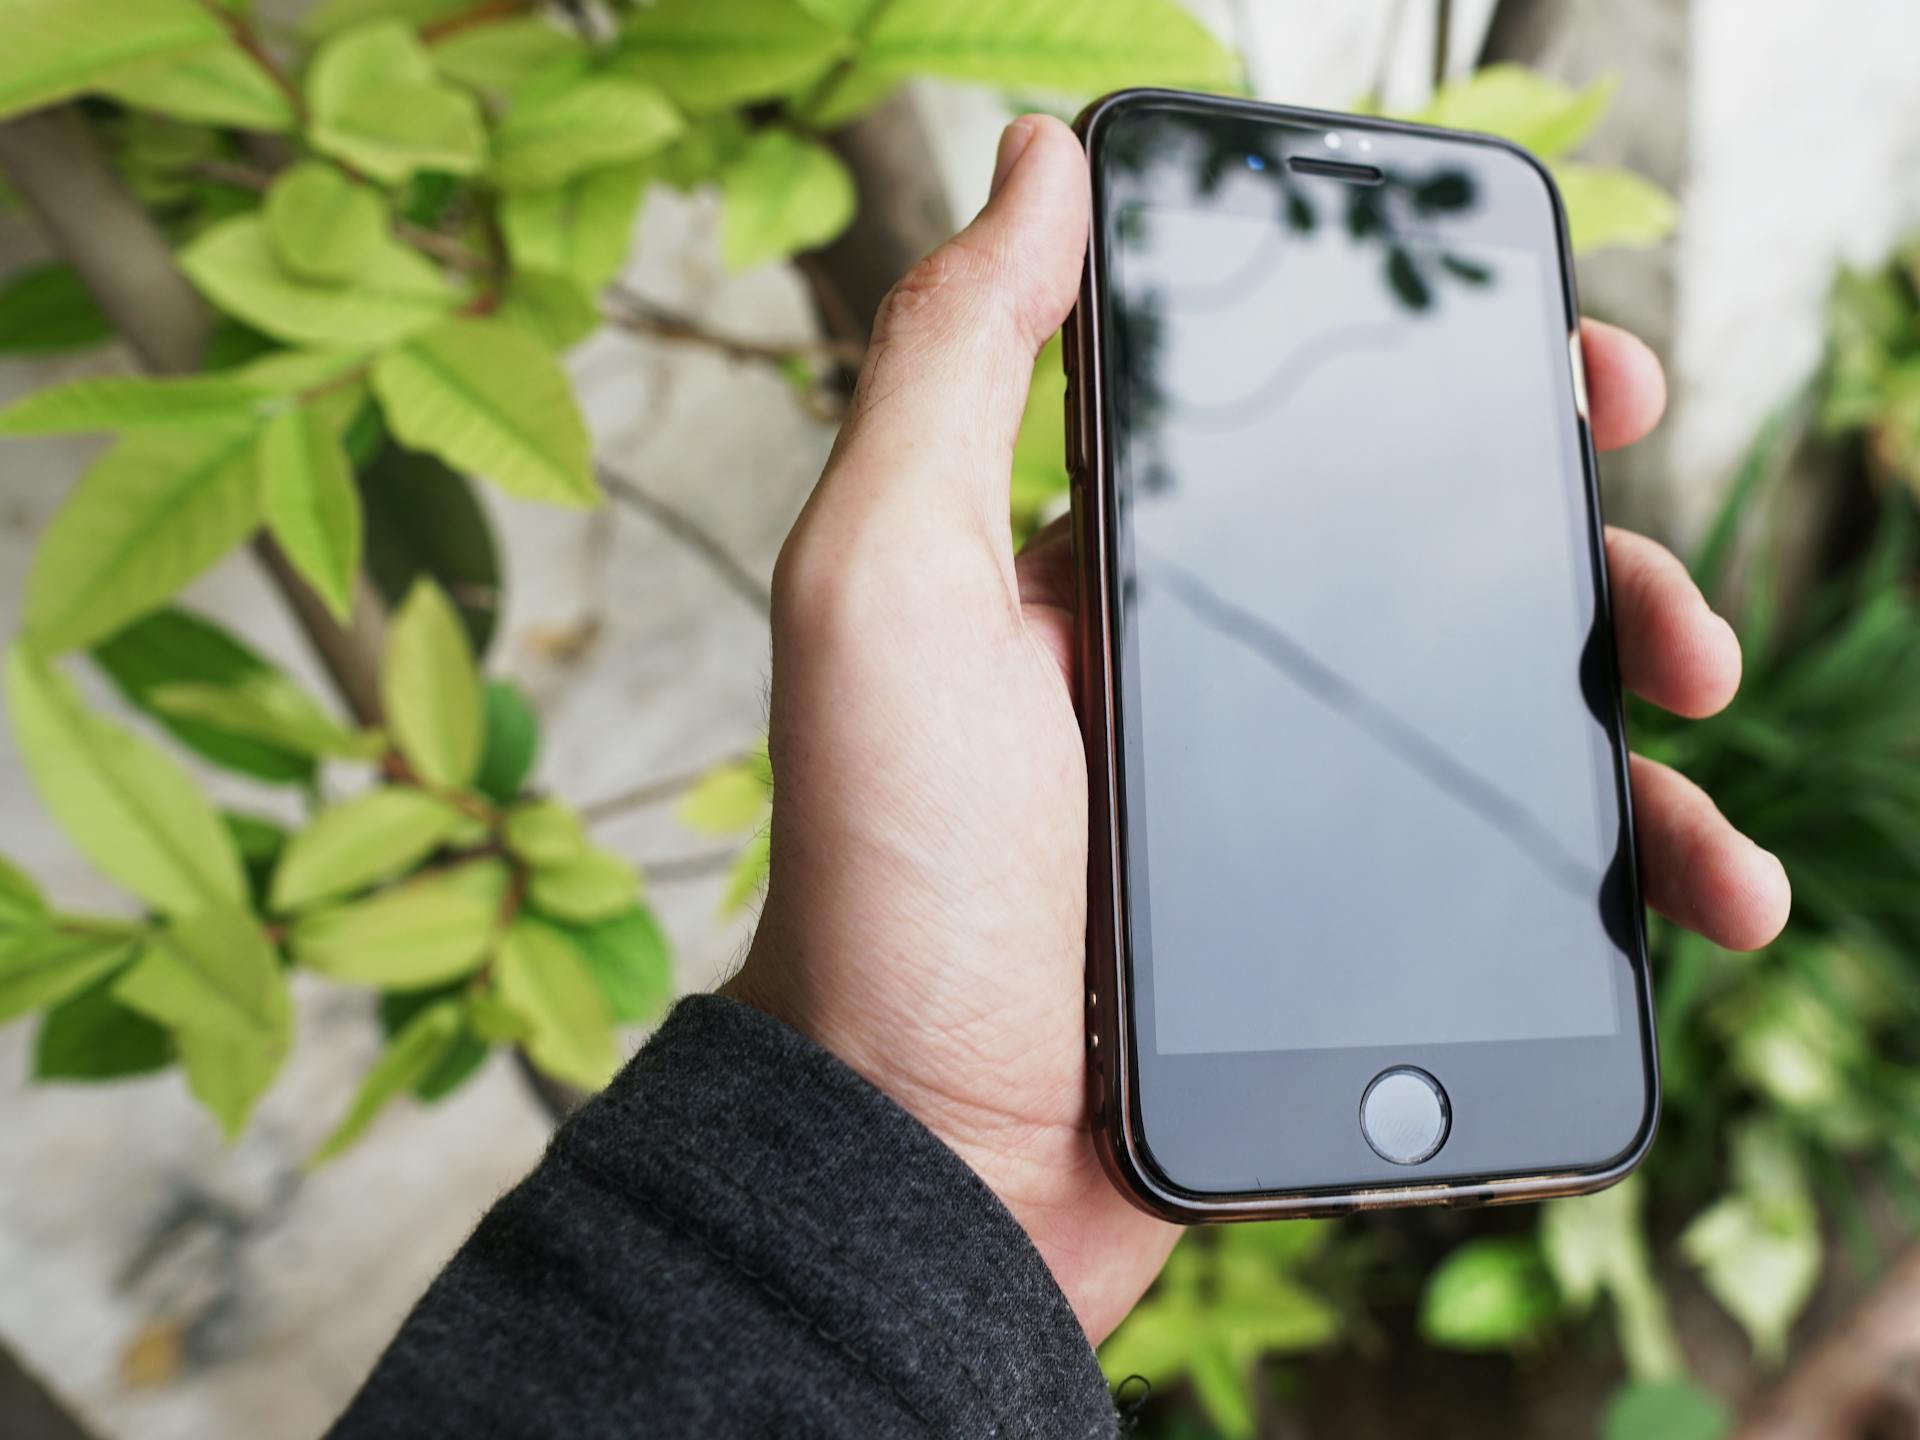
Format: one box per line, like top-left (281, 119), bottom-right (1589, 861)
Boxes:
top-left (728, 116), bottom-right (1789, 1346)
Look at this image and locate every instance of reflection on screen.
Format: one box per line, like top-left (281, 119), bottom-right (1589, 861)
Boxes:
top-left (1113, 162), bottom-right (1623, 1057)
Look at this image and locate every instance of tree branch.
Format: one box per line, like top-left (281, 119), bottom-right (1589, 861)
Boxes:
top-left (601, 285), bottom-right (863, 370)
top-left (579, 747), bottom-right (756, 826)
top-left (597, 464), bottom-right (772, 615)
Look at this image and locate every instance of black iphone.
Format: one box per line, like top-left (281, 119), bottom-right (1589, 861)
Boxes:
top-left (1067, 90), bottom-right (1657, 1220)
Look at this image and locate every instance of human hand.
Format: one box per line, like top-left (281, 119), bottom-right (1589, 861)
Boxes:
top-left (724, 114), bottom-right (1791, 1344)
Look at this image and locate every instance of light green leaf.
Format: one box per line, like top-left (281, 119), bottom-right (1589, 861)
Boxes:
top-left (270, 788), bottom-right (470, 912)
top-left (310, 999), bottom-right (462, 1163)
top-left (98, 43), bottom-right (297, 132)
top-left (465, 989), bottom-right (533, 1044)
top-left (498, 164), bottom-right (648, 290)
top-left (8, 645), bottom-right (246, 915)
top-left (115, 906), bottom-right (285, 1044)
top-left (496, 915), bottom-right (619, 1089)
top-left (302, 0), bottom-right (471, 39)
top-left (1552, 163), bottom-right (1678, 254)
top-left (1603, 1380), bottom-right (1731, 1440)
top-left (307, 20), bottom-right (486, 183)
top-left (371, 317), bottom-right (598, 507)
top-left (0, 263), bottom-right (113, 355)
top-left (24, 426), bottom-right (260, 653)
top-left (93, 608), bottom-right (317, 785)
top-left (260, 406), bottom-right (363, 621)
top-left (719, 831), bottom-right (770, 916)
top-left (0, 855), bottom-right (47, 931)
top-left (1681, 1125), bottom-right (1821, 1362)
top-left (1542, 1178), bottom-right (1682, 1380)
top-left (379, 986), bottom-right (493, 1098)
top-left (794, 0), bottom-right (879, 28)
top-left (565, 905), bottom-right (672, 1023)
top-left (504, 798), bottom-right (588, 867)
top-left (290, 871), bottom-right (498, 988)
top-left (1012, 334), bottom-right (1069, 533)
top-left (719, 129), bottom-right (855, 271)
top-left (238, 347), bottom-right (371, 395)
top-left (527, 847), bottom-right (640, 923)
top-left (149, 675), bottom-right (380, 761)
top-left (613, 0), bottom-right (845, 112)
top-left (495, 270), bottom-right (601, 351)
top-left (264, 163), bottom-right (387, 285)
top-left (1418, 1237), bottom-right (1559, 1350)
top-left (381, 578), bottom-right (484, 788)
top-left (677, 758), bottom-right (769, 835)
top-left (491, 77), bottom-right (681, 190)
top-left (862, 0), bottom-right (1237, 92)
top-left (475, 680), bottom-right (540, 804)
top-left (430, 17), bottom-right (584, 94)
top-left (1417, 66), bottom-right (1617, 160)
top-left (0, 930), bottom-right (137, 1022)
top-left (176, 1015), bottom-right (291, 1140)
top-left (792, 60), bottom-right (898, 128)
top-left (0, 374), bottom-right (264, 435)
top-left (34, 975), bottom-right (175, 1081)
top-left (181, 214), bottom-right (454, 347)
top-left (0, 0), bottom-right (225, 121)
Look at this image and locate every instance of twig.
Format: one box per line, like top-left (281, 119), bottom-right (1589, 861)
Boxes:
top-left (597, 464), bottom-right (773, 615)
top-left (640, 848), bottom-right (743, 883)
top-left (196, 0), bottom-right (307, 125)
top-left (601, 285), bottom-right (863, 369)
top-left (420, 0), bottom-right (535, 43)
top-left (579, 748), bottom-right (757, 826)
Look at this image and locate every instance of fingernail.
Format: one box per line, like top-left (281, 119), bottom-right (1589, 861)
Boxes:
top-left (991, 118), bottom-right (1038, 197)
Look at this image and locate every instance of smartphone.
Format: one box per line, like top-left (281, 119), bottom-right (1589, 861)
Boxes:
top-left (1067, 90), bottom-right (1657, 1221)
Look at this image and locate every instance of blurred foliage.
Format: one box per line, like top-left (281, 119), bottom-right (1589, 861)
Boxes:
top-left (1113, 243), bottom-right (1920, 1436)
top-left (0, 0), bottom-right (1234, 1149)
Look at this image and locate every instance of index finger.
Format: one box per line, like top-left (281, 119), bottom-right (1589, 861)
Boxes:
top-left (1582, 318), bottom-right (1667, 452)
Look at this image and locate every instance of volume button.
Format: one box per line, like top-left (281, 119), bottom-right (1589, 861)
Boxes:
top-left (1064, 379), bottom-right (1083, 478)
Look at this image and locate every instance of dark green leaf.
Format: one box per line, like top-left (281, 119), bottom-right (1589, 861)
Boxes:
top-left (566, 905), bottom-right (672, 1023)
top-left (379, 986), bottom-right (490, 1101)
top-left (0, 929), bottom-right (138, 1022)
top-left (0, 0), bottom-right (225, 120)
top-left (0, 262), bottom-right (113, 355)
top-left (1603, 1381), bottom-right (1730, 1440)
top-left (223, 812), bottom-right (288, 907)
top-left (358, 443), bottom-right (502, 657)
top-left (310, 998), bottom-right (463, 1162)
top-left (1418, 1237), bottom-right (1559, 1350)
top-left (34, 975), bottom-right (175, 1081)
top-left (475, 680), bottom-right (539, 803)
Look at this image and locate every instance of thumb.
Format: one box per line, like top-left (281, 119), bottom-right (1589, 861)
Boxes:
top-left (817, 115), bottom-right (1089, 538)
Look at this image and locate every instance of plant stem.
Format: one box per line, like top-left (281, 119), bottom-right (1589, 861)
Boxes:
top-left (421, 0), bottom-right (536, 44)
top-left (578, 748), bottom-right (757, 826)
top-left (601, 285), bottom-right (863, 370)
top-left (196, 0), bottom-right (307, 125)
top-left (597, 464), bottom-right (773, 615)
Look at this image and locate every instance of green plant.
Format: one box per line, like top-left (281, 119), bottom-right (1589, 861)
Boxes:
top-left (0, 0), bottom-right (1241, 1151)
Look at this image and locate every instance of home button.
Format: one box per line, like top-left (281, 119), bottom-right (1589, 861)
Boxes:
top-left (1360, 1067), bottom-right (1450, 1165)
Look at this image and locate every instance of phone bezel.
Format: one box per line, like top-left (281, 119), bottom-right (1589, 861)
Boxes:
top-left (1067, 88), bottom-right (1660, 1222)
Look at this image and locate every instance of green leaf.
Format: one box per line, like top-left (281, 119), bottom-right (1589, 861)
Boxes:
top-left (148, 674), bottom-right (380, 761)
top-left (475, 680), bottom-right (539, 804)
top-left (613, 0), bottom-right (845, 112)
top-left (719, 831), bottom-right (770, 916)
top-left (1011, 334), bottom-right (1069, 535)
top-left (1419, 1237), bottom-right (1559, 1350)
top-left (302, 0), bottom-right (471, 39)
top-left (1680, 1124), bottom-right (1821, 1362)
top-left (378, 986), bottom-right (490, 1099)
top-left (1552, 163), bottom-right (1678, 254)
top-left (504, 797), bottom-right (589, 867)
top-left (97, 43), bottom-right (297, 132)
top-left (382, 578), bottom-right (484, 788)
top-left (430, 17), bottom-right (584, 94)
top-left (264, 163), bottom-right (387, 284)
top-left (290, 870), bottom-right (499, 988)
top-left (224, 811), bottom-right (288, 906)
top-left (495, 269), bottom-right (601, 351)
top-left (565, 905), bottom-right (672, 1023)
top-left (0, 374), bottom-right (265, 436)
top-left (24, 427), bottom-right (260, 653)
top-left (93, 608), bottom-right (316, 784)
top-left (0, 0), bottom-right (225, 121)
top-left (794, 0), bottom-right (878, 27)
top-left (719, 130), bottom-right (855, 272)
top-left (260, 406), bottom-right (363, 621)
top-left (498, 164), bottom-right (648, 290)
top-left (527, 847), bottom-right (640, 923)
top-left (491, 77), bottom-right (681, 190)
top-left (0, 263), bottom-right (113, 355)
top-left (1542, 1178), bottom-right (1682, 1380)
top-left (371, 316), bottom-right (598, 507)
top-left (270, 788), bottom-right (470, 912)
top-left (861, 0), bottom-right (1237, 93)
top-left (0, 929), bottom-right (137, 1022)
top-left (677, 757), bottom-right (769, 835)
top-left (307, 20), bottom-right (486, 183)
top-left (358, 443), bottom-right (502, 655)
top-left (0, 855), bottom-right (47, 931)
top-left (1417, 66), bottom-right (1617, 160)
top-left (310, 999), bottom-right (463, 1163)
top-left (1603, 1381), bottom-right (1731, 1440)
top-left (496, 915), bottom-right (618, 1089)
top-left (181, 214), bottom-right (455, 347)
top-left (115, 906), bottom-right (285, 1045)
top-left (791, 60), bottom-right (897, 128)
top-left (8, 645), bottom-right (246, 915)
top-left (34, 975), bottom-right (175, 1081)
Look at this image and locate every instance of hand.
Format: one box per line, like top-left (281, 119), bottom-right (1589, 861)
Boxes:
top-left (724, 115), bottom-right (1792, 1344)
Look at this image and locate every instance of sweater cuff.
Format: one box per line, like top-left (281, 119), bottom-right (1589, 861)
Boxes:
top-left (553, 993), bottom-right (1119, 1439)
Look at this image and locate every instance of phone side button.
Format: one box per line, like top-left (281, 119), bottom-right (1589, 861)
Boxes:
top-left (1064, 381), bottom-right (1083, 477)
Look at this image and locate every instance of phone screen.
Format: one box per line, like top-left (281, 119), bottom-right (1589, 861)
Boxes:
top-left (1097, 110), bottom-right (1635, 1075)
